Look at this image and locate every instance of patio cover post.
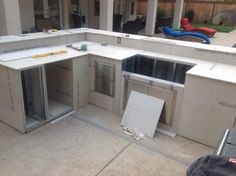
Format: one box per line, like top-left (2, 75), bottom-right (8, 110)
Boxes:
top-left (61, 0), bottom-right (70, 29)
top-left (173, 0), bottom-right (184, 29)
top-left (0, 0), bottom-right (22, 35)
top-left (145, 0), bottom-right (158, 36)
top-left (99, 0), bottom-right (114, 31)
top-left (43, 0), bottom-right (49, 19)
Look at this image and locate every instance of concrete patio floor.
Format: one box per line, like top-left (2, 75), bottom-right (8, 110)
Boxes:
top-left (211, 30), bottom-right (236, 47)
top-left (0, 105), bottom-right (214, 176)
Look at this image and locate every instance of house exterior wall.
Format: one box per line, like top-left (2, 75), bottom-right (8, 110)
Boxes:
top-left (0, 0), bottom-right (137, 36)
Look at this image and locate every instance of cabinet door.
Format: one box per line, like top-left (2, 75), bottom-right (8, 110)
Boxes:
top-left (179, 74), bottom-right (236, 147)
top-left (95, 61), bottom-right (115, 97)
top-left (124, 79), bottom-right (149, 109)
top-left (149, 85), bottom-right (175, 125)
top-left (89, 56), bottom-right (122, 114)
top-left (90, 59), bottom-right (115, 111)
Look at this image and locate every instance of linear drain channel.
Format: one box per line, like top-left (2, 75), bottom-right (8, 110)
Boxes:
top-left (75, 117), bottom-right (191, 167)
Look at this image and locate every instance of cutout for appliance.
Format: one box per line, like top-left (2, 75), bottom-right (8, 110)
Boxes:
top-left (45, 60), bottom-right (73, 120)
top-left (121, 91), bottom-right (164, 138)
top-left (122, 54), bottom-right (194, 84)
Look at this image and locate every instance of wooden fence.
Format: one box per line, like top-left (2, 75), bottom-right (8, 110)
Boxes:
top-left (137, 0), bottom-right (236, 24)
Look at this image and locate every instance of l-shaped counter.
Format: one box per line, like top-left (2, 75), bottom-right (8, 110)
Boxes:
top-left (1, 28), bottom-right (236, 147)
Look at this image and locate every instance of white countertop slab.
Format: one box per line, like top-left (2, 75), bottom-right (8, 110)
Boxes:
top-left (140, 51), bottom-right (199, 65)
top-left (85, 28), bottom-right (147, 40)
top-left (0, 46), bottom-right (87, 70)
top-left (0, 47), bottom-right (52, 62)
top-left (0, 41), bottom-right (141, 69)
top-left (1, 38), bottom-right (236, 85)
top-left (0, 29), bottom-right (85, 44)
top-left (188, 62), bottom-right (236, 84)
top-left (87, 43), bottom-right (142, 60)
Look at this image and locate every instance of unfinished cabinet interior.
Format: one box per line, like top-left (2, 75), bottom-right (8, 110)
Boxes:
top-left (21, 67), bottom-right (47, 129)
top-left (89, 55), bottom-right (122, 114)
top-left (179, 74), bottom-right (236, 147)
top-left (122, 55), bottom-right (191, 131)
top-left (0, 59), bottom-right (75, 133)
top-left (45, 60), bottom-right (74, 119)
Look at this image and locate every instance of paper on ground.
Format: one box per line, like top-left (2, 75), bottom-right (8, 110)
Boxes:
top-left (122, 127), bottom-right (146, 140)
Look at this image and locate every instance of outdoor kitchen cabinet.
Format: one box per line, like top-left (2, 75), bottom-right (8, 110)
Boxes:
top-left (74, 55), bottom-right (90, 108)
top-left (179, 74), bottom-right (236, 147)
top-left (121, 55), bottom-right (190, 131)
top-left (89, 55), bottom-right (122, 114)
top-left (0, 59), bottom-right (75, 133)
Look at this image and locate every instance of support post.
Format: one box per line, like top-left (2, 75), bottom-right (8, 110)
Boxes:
top-left (99, 0), bottom-right (114, 31)
top-left (145, 0), bottom-right (158, 36)
top-left (173, 0), bottom-right (184, 29)
top-left (43, 0), bottom-right (49, 19)
top-left (62, 0), bottom-right (70, 29)
top-left (0, 0), bottom-right (22, 35)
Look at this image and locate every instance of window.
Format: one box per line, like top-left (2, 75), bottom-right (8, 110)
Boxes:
top-left (131, 1), bottom-right (135, 15)
top-left (94, 0), bottom-right (100, 16)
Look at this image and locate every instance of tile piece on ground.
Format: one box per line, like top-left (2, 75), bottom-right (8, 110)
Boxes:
top-left (121, 91), bottom-right (164, 138)
top-left (98, 143), bottom-right (187, 176)
top-left (0, 117), bottom-right (129, 176)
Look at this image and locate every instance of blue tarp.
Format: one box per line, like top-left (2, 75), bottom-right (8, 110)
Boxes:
top-left (162, 27), bottom-right (210, 44)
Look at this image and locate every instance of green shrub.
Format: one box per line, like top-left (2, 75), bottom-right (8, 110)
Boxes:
top-left (156, 8), bottom-right (166, 19)
top-left (185, 9), bottom-right (195, 22)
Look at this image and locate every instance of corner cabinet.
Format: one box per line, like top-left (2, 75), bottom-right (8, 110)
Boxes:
top-left (179, 74), bottom-right (236, 147)
top-left (89, 55), bottom-right (122, 114)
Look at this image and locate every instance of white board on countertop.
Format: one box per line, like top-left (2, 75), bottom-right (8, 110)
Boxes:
top-left (0, 48), bottom-right (51, 62)
top-left (121, 91), bottom-right (164, 138)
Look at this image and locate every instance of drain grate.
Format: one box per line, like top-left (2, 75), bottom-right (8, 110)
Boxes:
top-left (75, 116), bottom-right (191, 167)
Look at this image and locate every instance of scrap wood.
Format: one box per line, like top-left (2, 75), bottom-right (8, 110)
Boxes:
top-left (32, 50), bottom-right (67, 59)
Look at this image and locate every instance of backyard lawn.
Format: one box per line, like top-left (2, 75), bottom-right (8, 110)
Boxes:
top-left (190, 23), bottom-right (235, 33)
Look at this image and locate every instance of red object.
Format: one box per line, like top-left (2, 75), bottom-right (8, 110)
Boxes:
top-left (229, 158), bottom-right (236, 165)
top-left (181, 18), bottom-right (217, 37)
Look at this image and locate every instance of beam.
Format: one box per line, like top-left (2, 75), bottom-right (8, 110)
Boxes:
top-left (145, 0), bottom-right (158, 36)
top-left (173, 0), bottom-right (184, 29)
top-left (99, 0), bottom-right (114, 31)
